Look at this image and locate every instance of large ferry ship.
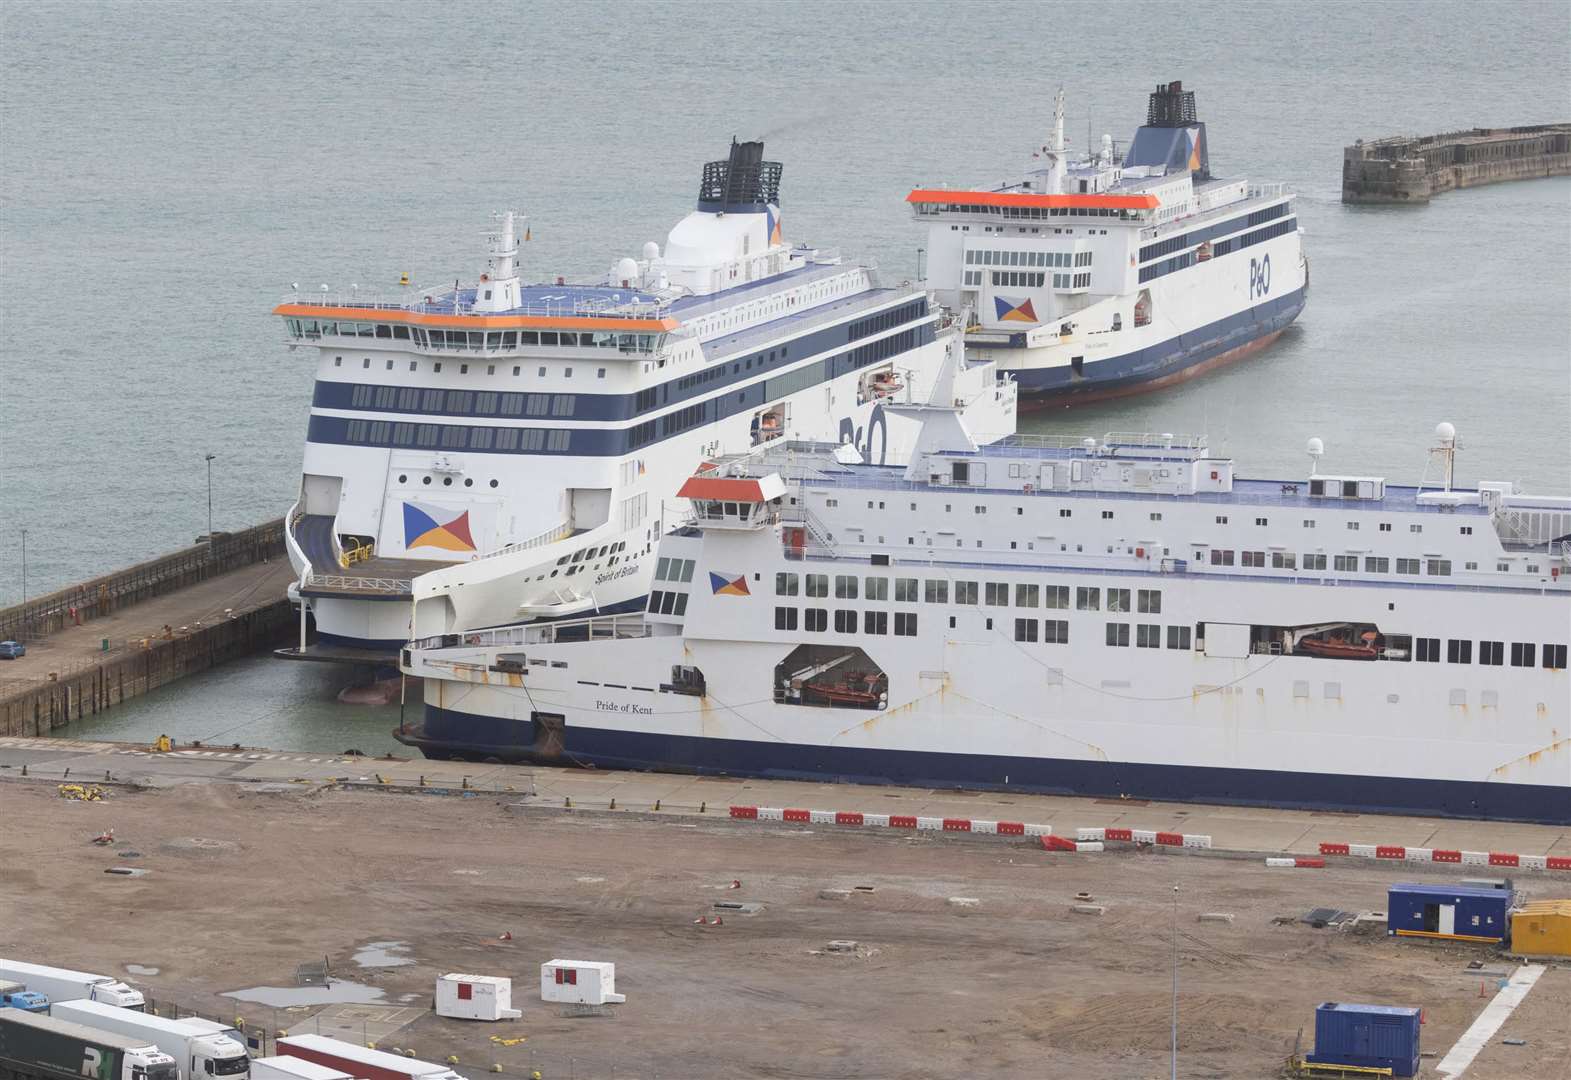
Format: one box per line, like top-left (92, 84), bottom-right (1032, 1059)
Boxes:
top-left (274, 140), bottom-right (1015, 659)
top-left (914, 81), bottom-right (1308, 406)
top-left (399, 405), bottom-right (1569, 824)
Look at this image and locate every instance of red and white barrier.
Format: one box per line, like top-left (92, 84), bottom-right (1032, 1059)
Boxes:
top-left (726, 807), bottom-right (1565, 872)
top-left (1317, 841), bottom-right (1570, 872)
top-left (728, 805), bottom-right (1050, 837)
top-left (1076, 826), bottom-right (1213, 850)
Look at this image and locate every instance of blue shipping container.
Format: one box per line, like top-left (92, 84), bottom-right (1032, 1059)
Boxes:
top-left (1387, 882), bottom-right (1511, 944)
top-left (1306, 1002), bottom-right (1421, 1077)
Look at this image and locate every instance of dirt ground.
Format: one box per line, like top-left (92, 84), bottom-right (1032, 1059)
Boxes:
top-left (1, 781), bottom-right (1566, 1080)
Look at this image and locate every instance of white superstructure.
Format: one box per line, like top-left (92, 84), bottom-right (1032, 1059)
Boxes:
top-left (914, 80), bottom-right (1307, 405)
top-left (275, 140), bottom-right (1014, 659)
top-left (402, 414), bottom-right (1569, 824)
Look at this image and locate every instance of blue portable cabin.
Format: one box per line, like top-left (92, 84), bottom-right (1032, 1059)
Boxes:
top-left (1306, 1003), bottom-right (1421, 1077)
top-left (1387, 882), bottom-right (1511, 944)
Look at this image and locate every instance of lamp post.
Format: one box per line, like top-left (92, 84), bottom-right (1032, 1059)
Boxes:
top-left (204, 454), bottom-right (217, 544)
top-left (1171, 883), bottom-right (1180, 1080)
top-left (19, 528), bottom-right (26, 605)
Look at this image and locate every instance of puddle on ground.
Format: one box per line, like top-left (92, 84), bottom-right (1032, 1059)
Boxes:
top-left (125, 964), bottom-right (160, 976)
top-left (352, 941), bottom-right (414, 968)
top-left (224, 982), bottom-right (385, 1007)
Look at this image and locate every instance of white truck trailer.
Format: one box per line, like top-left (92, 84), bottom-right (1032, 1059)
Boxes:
top-left (48, 1001), bottom-right (249, 1080)
top-left (275, 1036), bottom-right (462, 1080)
top-left (248, 1057), bottom-right (353, 1080)
top-left (0, 962), bottom-right (144, 1010)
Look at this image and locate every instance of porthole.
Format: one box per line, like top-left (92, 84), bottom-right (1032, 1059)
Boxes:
top-left (422, 476), bottom-right (432, 485)
top-left (489, 479), bottom-right (499, 488)
top-left (464, 478), bottom-right (473, 487)
top-left (398, 474), bottom-right (408, 483)
top-left (443, 477), bottom-right (453, 486)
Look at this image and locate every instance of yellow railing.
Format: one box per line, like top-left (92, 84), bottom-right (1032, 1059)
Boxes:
top-left (339, 541), bottom-right (374, 569)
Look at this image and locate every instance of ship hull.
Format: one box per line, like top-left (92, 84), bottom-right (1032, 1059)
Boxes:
top-left (399, 702), bottom-right (1566, 824)
top-left (1011, 287), bottom-right (1305, 408)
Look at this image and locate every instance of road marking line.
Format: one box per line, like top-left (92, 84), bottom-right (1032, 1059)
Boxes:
top-left (1435, 964), bottom-right (1546, 1079)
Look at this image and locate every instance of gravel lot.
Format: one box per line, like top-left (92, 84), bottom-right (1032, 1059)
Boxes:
top-left (1, 781), bottom-right (1565, 1079)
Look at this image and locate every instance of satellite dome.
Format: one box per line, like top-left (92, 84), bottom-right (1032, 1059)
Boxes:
top-left (615, 257), bottom-right (639, 284)
top-left (1435, 421), bottom-right (1456, 445)
top-left (1306, 436), bottom-right (1324, 457)
top-left (642, 241), bottom-right (661, 261)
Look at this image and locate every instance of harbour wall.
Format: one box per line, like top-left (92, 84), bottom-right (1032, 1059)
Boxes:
top-left (0, 520), bottom-right (297, 738)
top-left (0, 602), bottom-right (295, 737)
top-left (0, 519), bottom-right (286, 643)
top-left (1342, 124), bottom-right (1571, 204)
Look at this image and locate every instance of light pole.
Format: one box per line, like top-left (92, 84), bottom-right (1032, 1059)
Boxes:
top-left (1171, 883), bottom-right (1179, 1080)
top-left (205, 453), bottom-right (217, 543)
top-left (19, 528), bottom-right (26, 605)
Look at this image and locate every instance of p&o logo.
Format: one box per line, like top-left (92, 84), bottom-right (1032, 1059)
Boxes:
top-left (1248, 253), bottom-right (1272, 300)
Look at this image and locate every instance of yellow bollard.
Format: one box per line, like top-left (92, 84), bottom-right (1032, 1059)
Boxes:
top-left (446, 1057), bottom-right (459, 1066)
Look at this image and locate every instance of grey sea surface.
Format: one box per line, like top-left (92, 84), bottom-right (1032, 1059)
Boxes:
top-left (3, 0), bottom-right (1567, 747)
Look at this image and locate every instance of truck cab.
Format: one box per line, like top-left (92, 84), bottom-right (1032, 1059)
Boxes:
top-left (0, 980), bottom-right (49, 1012)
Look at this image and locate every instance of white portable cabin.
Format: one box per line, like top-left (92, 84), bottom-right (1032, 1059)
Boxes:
top-left (249, 1058), bottom-right (354, 1080)
top-left (434, 974), bottom-right (521, 1021)
top-left (539, 960), bottom-right (624, 1005)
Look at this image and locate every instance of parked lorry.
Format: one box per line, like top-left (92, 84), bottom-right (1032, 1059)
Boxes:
top-left (0, 982), bottom-right (49, 1013)
top-left (0, 1008), bottom-right (177, 1080)
top-left (248, 1057), bottom-right (352, 1080)
top-left (275, 1036), bottom-right (462, 1080)
top-left (0, 964), bottom-right (143, 1011)
top-left (47, 1002), bottom-right (248, 1080)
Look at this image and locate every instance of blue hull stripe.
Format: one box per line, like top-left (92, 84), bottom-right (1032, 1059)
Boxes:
top-left (400, 704), bottom-right (1568, 826)
top-left (1007, 285), bottom-right (1306, 398)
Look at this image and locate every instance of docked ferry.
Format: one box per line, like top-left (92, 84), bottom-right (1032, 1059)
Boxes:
top-left (399, 409), bottom-right (1569, 824)
top-left (274, 140), bottom-right (1015, 659)
top-left (914, 81), bottom-right (1308, 406)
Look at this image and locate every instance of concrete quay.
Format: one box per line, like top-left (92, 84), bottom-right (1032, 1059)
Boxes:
top-left (3, 734), bottom-right (1566, 871)
top-left (1342, 123), bottom-right (1571, 203)
top-left (0, 524), bottom-right (296, 737)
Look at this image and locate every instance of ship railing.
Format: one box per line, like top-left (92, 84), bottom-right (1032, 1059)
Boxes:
top-left (280, 288), bottom-right (673, 321)
top-left (410, 613), bottom-right (651, 652)
top-left (476, 521), bottom-right (575, 562)
top-left (303, 573), bottom-right (413, 594)
top-left (1246, 182), bottom-right (1289, 200)
top-left (1102, 431), bottom-right (1208, 451)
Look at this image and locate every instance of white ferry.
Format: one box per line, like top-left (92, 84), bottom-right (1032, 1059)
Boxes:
top-left (914, 81), bottom-right (1308, 406)
top-left (274, 141), bottom-right (1015, 659)
top-left (399, 407), bottom-right (1569, 824)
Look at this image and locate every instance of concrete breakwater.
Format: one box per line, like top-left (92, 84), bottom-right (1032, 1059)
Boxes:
top-left (0, 603), bottom-right (295, 737)
top-left (0, 521), bottom-right (297, 738)
top-left (0, 519), bottom-right (286, 642)
top-left (1342, 124), bottom-right (1570, 203)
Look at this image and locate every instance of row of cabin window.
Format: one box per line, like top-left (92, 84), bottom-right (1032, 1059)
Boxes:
top-left (848, 300), bottom-right (926, 342)
top-left (922, 203), bottom-right (1138, 219)
top-left (966, 249), bottom-right (1090, 268)
top-left (1206, 550), bottom-right (1453, 575)
top-left (775, 573), bottom-right (1159, 612)
top-left (1136, 217), bottom-right (1294, 282)
top-left (647, 590), bottom-right (688, 617)
top-left (1414, 639), bottom-right (1567, 669)
top-left (291, 319), bottom-right (659, 353)
top-left (336, 355), bottom-right (605, 380)
top-left (774, 608), bottom-right (919, 636)
top-left (674, 344), bottom-right (791, 393)
top-left (349, 385), bottom-right (578, 417)
top-left (1096, 623), bottom-right (1193, 649)
top-left (343, 419), bottom-right (570, 452)
top-left (653, 557), bottom-right (696, 583)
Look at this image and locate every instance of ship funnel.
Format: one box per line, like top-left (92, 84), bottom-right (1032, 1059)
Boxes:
top-left (1122, 79), bottom-right (1209, 179)
top-left (697, 138), bottom-right (783, 212)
